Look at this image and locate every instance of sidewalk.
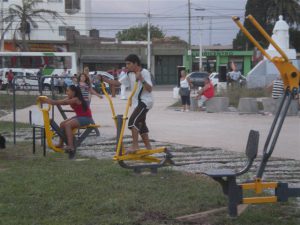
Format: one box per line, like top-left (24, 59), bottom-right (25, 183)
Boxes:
top-left (1, 86), bottom-right (299, 160)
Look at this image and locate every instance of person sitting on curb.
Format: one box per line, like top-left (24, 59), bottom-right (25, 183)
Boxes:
top-left (38, 85), bottom-right (94, 153)
top-left (195, 77), bottom-right (214, 111)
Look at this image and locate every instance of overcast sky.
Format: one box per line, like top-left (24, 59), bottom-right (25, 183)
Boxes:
top-left (90, 0), bottom-right (248, 46)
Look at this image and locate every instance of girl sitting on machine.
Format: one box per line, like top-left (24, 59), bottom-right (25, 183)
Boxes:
top-left (39, 85), bottom-right (94, 152)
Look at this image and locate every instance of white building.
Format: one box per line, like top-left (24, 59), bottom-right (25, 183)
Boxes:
top-left (1, 0), bottom-right (91, 41)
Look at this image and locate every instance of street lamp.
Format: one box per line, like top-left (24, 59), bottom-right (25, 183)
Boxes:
top-left (194, 8), bottom-right (205, 71)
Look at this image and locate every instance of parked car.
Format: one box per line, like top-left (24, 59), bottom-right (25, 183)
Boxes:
top-left (186, 71), bottom-right (209, 88)
top-left (0, 68), bottom-right (59, 91)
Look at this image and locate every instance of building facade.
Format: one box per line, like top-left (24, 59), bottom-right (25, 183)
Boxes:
top-left (1, 0), bottom-right (90, 42)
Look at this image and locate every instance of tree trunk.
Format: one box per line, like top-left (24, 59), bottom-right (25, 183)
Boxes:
top-left (21, 31), bottom-right (29, 51)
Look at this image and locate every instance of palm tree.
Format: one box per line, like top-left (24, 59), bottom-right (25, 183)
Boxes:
top-left (3, 0), bottom-right (65, 51)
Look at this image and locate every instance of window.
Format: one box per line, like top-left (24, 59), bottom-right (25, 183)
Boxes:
top-left (65, 0), bottom-right (80, 14)
top-left (59, 26), bottom-right (75, 36)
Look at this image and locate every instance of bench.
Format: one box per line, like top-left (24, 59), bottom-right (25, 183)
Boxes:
top-left (203, 130), bottom-right (259, 217)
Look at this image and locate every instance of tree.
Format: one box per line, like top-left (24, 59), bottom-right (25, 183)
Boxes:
top-left (3, 0), bottom-right (65, 51)
top-left (265, 0), bottom-right (300, 25)
top-left (233, 0), bottom-right (300, 50)
top-left (116, 23), bottom-right (165, 41)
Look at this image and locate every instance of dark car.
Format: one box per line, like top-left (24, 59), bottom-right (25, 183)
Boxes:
top-left (187, 72), bottom-right (209, 88)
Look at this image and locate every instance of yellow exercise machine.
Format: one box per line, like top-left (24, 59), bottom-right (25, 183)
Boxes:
top-left (100, 78), bottom-right (174, 173)
top-left (204, 15), bottom-right (300, 217)
top-left (36, 96), bottom-right (100, 159)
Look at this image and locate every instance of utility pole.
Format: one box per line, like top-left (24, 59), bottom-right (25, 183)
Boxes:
top-left (199, 30), bottom-right (202, 71)
top-left (147, 0), bottom-right (151, 72)
top-left (188, 0), bottom-right (191, 50)
top-left (209, 18), bottom-right (212, 46)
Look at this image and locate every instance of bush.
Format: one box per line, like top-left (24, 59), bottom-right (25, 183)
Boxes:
top-left (216, 86), bottom-right (269, 107)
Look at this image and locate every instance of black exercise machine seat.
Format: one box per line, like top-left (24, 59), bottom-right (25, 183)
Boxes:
top-left (203, 130), bottom-right (259, 217)
top-left (204, 130), bottom-right (259, 178)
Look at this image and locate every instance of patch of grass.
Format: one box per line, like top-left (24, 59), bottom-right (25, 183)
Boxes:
top-left (0, 143), bottom-right (299, 225)
top-left (0, 94), bottom-right (38, 110)
top-left (0, 121), bottom-right (30, 133)
top-left (216, 86), bottom-right (269, 107)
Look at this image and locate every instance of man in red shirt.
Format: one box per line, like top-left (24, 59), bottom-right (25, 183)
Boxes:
top-left (195, 77), bottom-right (214, 110)
top-left (7, 70), bottom-right (14, 91)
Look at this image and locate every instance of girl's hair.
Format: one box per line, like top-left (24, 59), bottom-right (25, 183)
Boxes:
top-left (68, 85), bottom-right (88, 112)
top-left (79, 73), bottom-right (91, 86)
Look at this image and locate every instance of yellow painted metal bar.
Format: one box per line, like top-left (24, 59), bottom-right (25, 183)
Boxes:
top-left (247, 15), bottom-right (289, 62)
top-left (114, 154), bottom-right (161, 163)
top-left (115, 82), bottom-right (138, 157)
top-left (100, 82), bottom-right (117, 128)
top-left (232, 16), bottom-right (272, 61)
top-left (37, 96), bottom-right (64, 153)
top-left (114, 147), bottom-right (167, 161)
top-left (243, 196), bottom-right (277, 204)
top-left (233, 15), bottom-right (300, 93)
top-left (271, 60), bottom-right (300, 92)
top-left (241, 181), bottom-right (277, 194)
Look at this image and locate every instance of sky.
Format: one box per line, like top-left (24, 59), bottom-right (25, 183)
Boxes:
top-left (90, 0), bottom-right (248, 46)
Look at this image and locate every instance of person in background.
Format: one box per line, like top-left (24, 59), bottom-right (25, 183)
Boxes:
top-left (102, 54), bottom-right (153, 153)
top-left (227, 62), bottom-right (241, 87)
top-left (72, 74), bottom-right (78, 85)
top-left (7, 70), bottom-right (14, 92)
top-left (179, 70), bottom-right (192, 112)
top-left (195, 77), bottom-right (214, 111)
top-left (118, 67), bottom-right (129, 100)
top-left (36, 67), bottom-right (43, 94)
top-left (78, 72), bottom-right (102, 105)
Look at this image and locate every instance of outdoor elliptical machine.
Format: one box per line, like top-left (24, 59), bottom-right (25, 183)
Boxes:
top-left (204, 15), bottom-right (300, 217)
top-left (100, 77), bottom-right (174, 173)
top-left (36, 96), bottom-right (100, 159)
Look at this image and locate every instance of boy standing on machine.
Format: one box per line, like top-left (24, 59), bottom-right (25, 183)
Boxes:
top-left (102, 54), bottom-right (153, 153)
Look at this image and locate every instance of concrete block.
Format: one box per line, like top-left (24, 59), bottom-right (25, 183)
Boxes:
top-left (262, 97), bottom-right (277, 114)
top-left (238, 98), bottom-right (258, 114)
top-left (190, 96), bottom-right (198, 111)
top-left (261, 97), bottom-right (299, 116)
top-left (275, 98), bottom-right (299, 116)
top-left (205, 97), bottom-right (229, 113)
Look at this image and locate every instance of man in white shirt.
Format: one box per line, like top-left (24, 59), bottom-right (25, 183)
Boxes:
top-left (102, 54), bottom-right (153, 153)
top-left (118, 67), bottom-right (129, 100)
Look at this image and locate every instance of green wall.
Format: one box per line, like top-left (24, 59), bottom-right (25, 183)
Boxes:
top-left (186, 50), bottom-right (253, 75)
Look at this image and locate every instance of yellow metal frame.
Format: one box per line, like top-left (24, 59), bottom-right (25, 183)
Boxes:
top-left (241, 179), bottom-right (278, 204)
top-left (36, 96), bottom-right (64, 153)
top-left (36, 96), bottom-right (101, 154)
top-left (100, 81), bottom-right (168, 163)
top-left (232, 15), bottom-right (300, 205)
top-left (233, 15), bottom-right (300, 94)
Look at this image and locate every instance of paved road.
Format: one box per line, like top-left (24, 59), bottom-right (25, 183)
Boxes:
top-left (1, 86), bottom-right (299, 160)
